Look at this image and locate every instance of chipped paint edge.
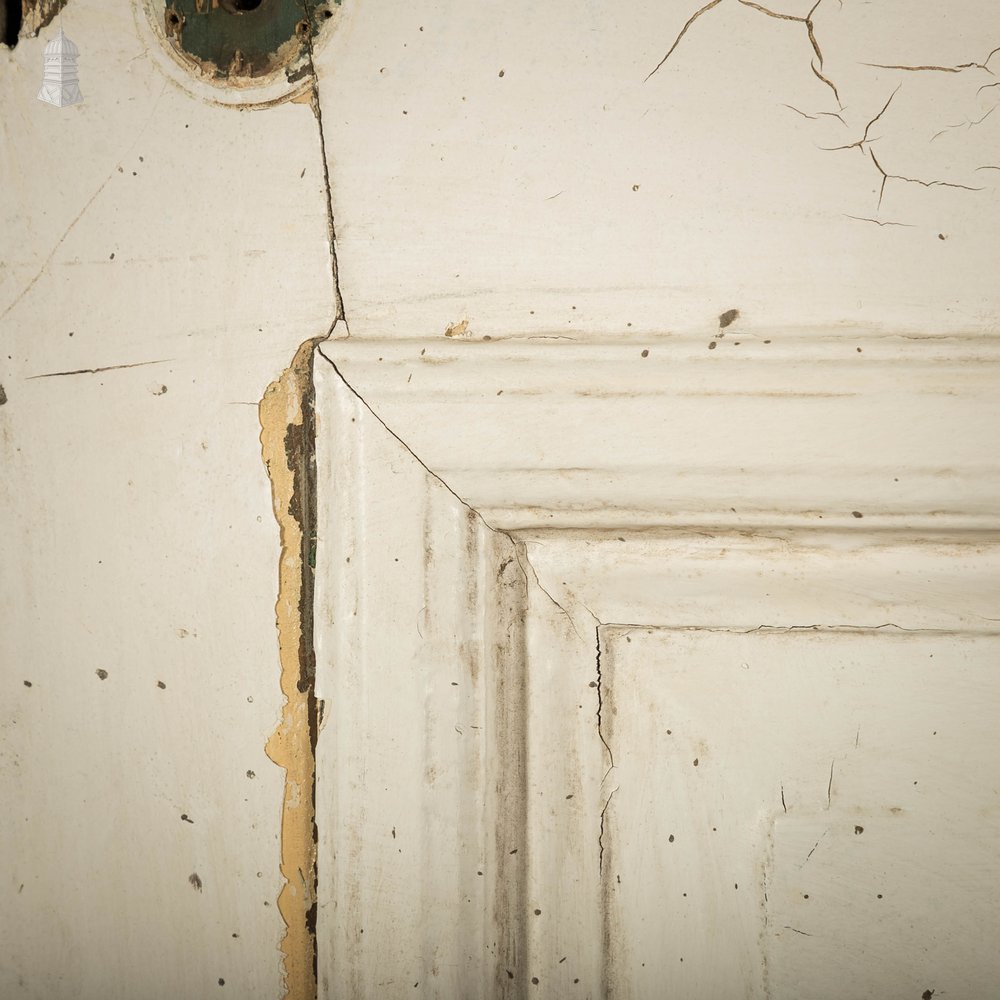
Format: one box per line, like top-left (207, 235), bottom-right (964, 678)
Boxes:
top-left (260, 337), bottom-right (325, 1000)
top-left (133, 0), bottom-right (314, 109)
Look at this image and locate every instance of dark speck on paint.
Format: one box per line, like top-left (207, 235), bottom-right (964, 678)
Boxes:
top-left (189, 873), bottom-right (203, 891)
top-left (181, 813), bottom-right (194, 824)
top-left (218, 979), bottom-right (225, 987)
top-left (23, 680), bottom-right (32, 687)
top-left (852, 511), bottom-right (864, 518)
top-left (719, 308), bottom-right (740, 329)
top-left (95, 669), bottom-right (109, 680)
top-left (157, 680), bottom-right (166, 689)
top-left (923, 991), bottom-right (935, 1000)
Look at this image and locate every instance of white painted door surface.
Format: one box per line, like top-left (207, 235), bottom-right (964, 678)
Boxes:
top-left (312, 338), bottom-right (1000, 1000)
top-left (3, 0), bottom-right (1000, 998)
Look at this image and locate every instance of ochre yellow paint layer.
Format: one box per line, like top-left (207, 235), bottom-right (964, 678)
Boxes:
top-left (259, 339), bottom-right (321, 1000)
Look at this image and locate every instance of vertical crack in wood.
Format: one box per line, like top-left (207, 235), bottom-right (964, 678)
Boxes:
top-left (260, 337), bottom-right (325, 1000)
top-left (594, 627), bottom-right (614, 775)
top-left (298, 0), bottom-right (346, 330)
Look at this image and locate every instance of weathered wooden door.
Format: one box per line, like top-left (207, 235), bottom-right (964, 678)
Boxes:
top-left (311, 336), bottom-right (1000, 999)
top-left (4, 0), bottom-right (999, 997)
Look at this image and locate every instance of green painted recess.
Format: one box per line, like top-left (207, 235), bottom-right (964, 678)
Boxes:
top-left (167, 0), bottom-right (338, 77)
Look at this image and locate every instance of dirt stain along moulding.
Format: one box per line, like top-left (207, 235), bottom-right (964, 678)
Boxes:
top-left (37, 27), bottom-right (82, 107)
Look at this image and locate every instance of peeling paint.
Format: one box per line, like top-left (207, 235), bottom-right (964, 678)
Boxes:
top-left (158, 0), bottom-right (340, 86)
top-left (18, 0), bottom-right (68, 41)
top-left (259, 337), bottom-right (324, 1000)
top-left (445, 318), bottom-right (470, 338)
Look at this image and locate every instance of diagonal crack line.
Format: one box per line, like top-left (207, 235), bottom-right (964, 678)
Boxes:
top-left (783, 103), bottom-right (846, 125)
top-left (300, 0), bottom-right (346, 332)
top-left (314, 348), bottom-right (604, 641)
top-left (0, 80), bottom-right (168, 324)
top-left (513, 545), bottom-right (583, 640)
top-left (27, 358), bottom-right (172, 379)
top-left (316, 345), bottom-right (498, 533)
top-left (869, 148), bottom-right (983, 210)
top-left (931, 104), bottom-right (997, 142)
top-left (315, 346), bottom-right (589, 637)
top-left (0, 177), bottom-right (112, 323)
top-left (800, 829), bottom-right (828, 867)
top-left (645, 0), bottom-right (725, 81)
top-left (822, 85), bottom-right (899, 152)
top-left (810, 60), bottom-right (841, 107)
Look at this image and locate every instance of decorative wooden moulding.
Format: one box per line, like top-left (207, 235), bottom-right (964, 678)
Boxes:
top-left (310, 335), bottom-right (1000, 999)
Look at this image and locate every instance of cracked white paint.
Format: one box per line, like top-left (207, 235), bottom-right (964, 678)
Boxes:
top-left (3, 0), bottom-right (1000, 998)
top-left (316, 0), bottom-right (1000, 340)
top-left (0, 2), bottom-right (333, 998)
top-left (313, 335), bottom-right (1000, 998)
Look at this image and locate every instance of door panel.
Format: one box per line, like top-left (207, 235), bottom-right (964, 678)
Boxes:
top-left (313, 341), bottom-right (1000, 1000)
top-left (602, 628), bottom-right (1000, 999)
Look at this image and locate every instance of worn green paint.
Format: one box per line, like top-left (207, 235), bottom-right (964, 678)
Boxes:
top-left (165, 0), bottom-right (337, 80)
